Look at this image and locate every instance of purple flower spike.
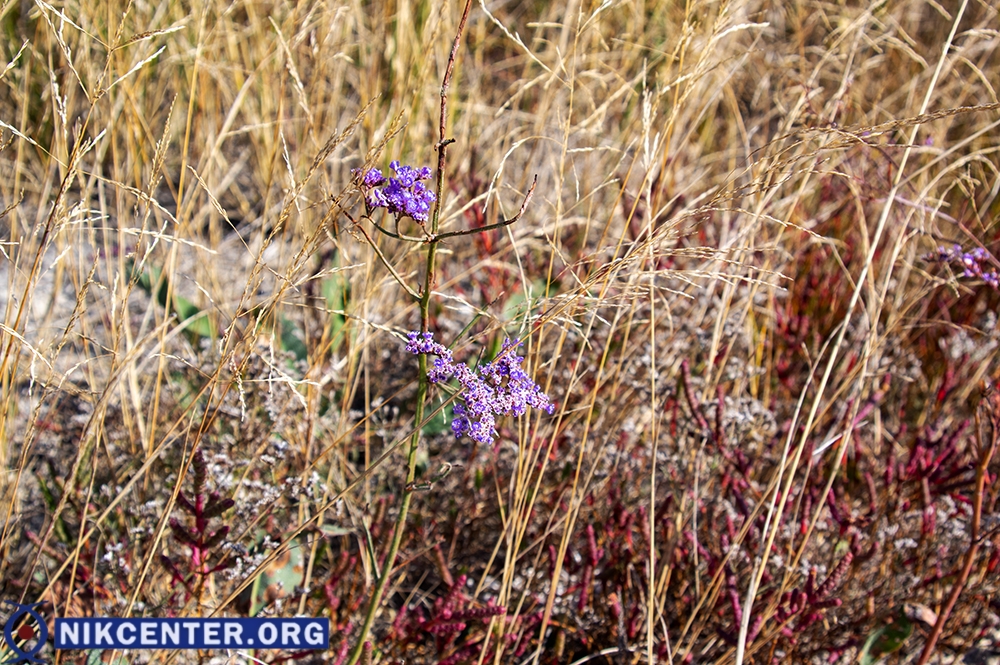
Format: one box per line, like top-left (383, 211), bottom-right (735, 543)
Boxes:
top-left (404, 332), bottom-right (554, 446)
top-left (359, 162), bottom-right (437, 224)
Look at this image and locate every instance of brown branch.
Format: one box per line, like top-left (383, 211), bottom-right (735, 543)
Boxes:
top-left (430, 0), bottom-right (474, 237)
top-left (369, 217), bottom-right (426, 243)
top-left (430, 175), bottom-right (538, 243)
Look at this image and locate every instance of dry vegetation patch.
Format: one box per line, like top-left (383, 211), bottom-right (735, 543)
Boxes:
top-left (1, 0), bottom-right (999, 663)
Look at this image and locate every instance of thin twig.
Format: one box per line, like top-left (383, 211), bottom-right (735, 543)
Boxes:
top-left (350, 219), bottom-right (421, 300)
top-left (430, 175), bottom-right (538, 243)
top-left (369, 217), bottom-right (425, 243)
top-left (431, 7), bottom-right (469, 235)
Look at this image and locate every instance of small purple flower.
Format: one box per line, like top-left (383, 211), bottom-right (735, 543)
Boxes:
top-left (931, 244), bottom-right (999, 289)
top-left (359, 161), bottom-right (437, 224)
top-left (406, 331), bottom-right (449, 356)
top-left (405, 332), bottom-right (554, 446)
top-left (360, 168), bottom-right (385, 188)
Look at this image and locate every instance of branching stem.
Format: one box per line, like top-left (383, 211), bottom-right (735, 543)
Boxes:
top-left (430, 176), bottom-right (537, 244)
top-left (349, 218), bottom-right (421, 300)
top-left (346, 0), bottom-right (474, 662)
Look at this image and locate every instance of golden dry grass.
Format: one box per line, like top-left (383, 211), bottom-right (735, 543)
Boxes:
top-left (1, 0), bottom-right (999, 663)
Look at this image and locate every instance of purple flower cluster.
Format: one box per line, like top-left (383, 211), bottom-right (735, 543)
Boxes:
top-left (358, 161), bottom-right (436, 224)
top-left (405, 332), bottom-right (555, 446)
top-left (933, 244), bottom-right (999, 289)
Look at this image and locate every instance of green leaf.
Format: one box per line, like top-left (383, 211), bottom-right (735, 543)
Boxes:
top-left (130, 261), bottom-right (215, 341)
top-left (420, 395), bottom-right (454, 437)
top-left (501, 278), bottom-right (548, 323)
top-left (134, 262), bottom-right (168, 308)
top-left (35, 473), bottom-right (57, 511)
top-left (859, 613), bottom-right (914, 665)
top-left (174, 293), bottom-right (216, 339)
top-left (243, 540), bottom-right (306, 617)
top-left (36, 471), bottom-right (70, 543)
top-left (321, 261), bottom-right (349, 353)
top-left (279, 315), bottom-right (308, 362)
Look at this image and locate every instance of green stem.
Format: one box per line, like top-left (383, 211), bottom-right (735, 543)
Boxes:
top-left (345, 357), bottom-right (427, 665)
top-left (346, 242), bottom-right (438, 665)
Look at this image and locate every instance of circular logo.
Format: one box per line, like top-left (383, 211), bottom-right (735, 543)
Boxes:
top-left (2, 602), bottom-right (47, 665)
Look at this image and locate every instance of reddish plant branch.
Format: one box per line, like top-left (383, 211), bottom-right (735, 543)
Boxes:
top-left (431, 0), bottom-right (475, 236)
top-left (916, 390), bottom-right (999, 665)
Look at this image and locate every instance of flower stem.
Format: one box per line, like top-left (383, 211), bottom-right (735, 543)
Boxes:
top-left (346, 170), bottom-right (442, 665)
top-left (345, 350), bottom-right (428, 665)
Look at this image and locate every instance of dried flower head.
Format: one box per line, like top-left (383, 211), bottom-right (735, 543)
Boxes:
top-left (358, 161), bottom-right (436, 224)
top-left (405, 332), bottom-right (554, 446)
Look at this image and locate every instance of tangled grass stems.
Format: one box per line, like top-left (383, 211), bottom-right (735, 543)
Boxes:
top-left (2, 0), bottom-right (1000, 664)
